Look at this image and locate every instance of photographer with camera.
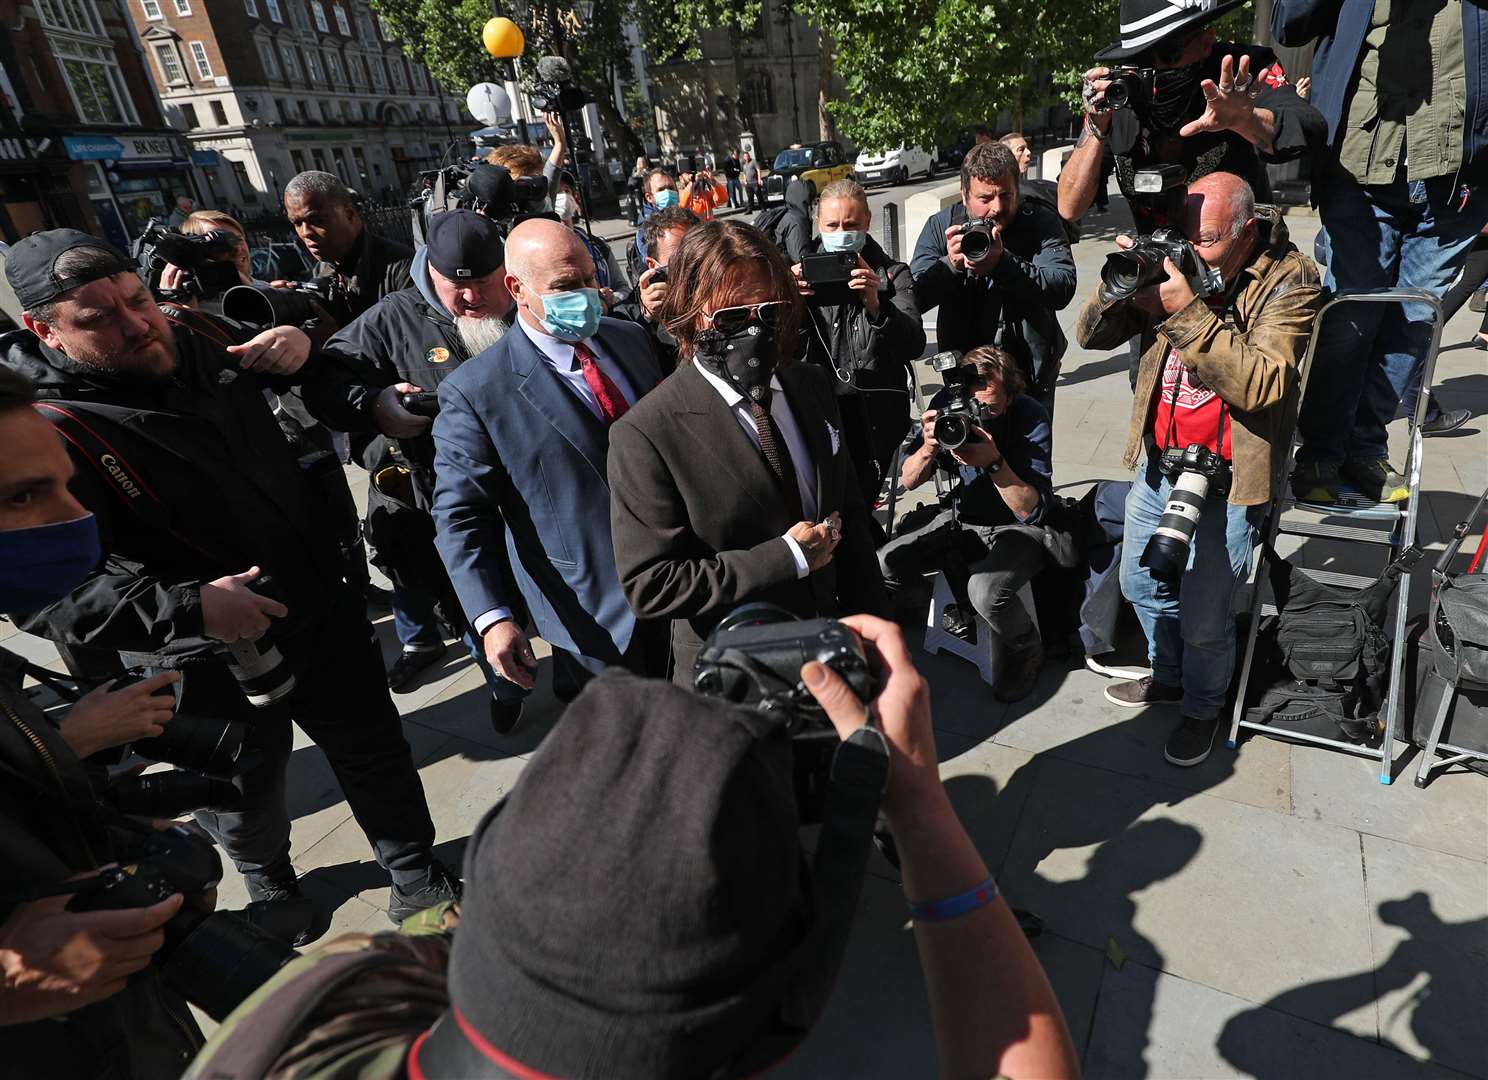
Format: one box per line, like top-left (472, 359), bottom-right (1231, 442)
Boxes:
top-left (880, 347), bottom-right (1056, 703)
top-left (793, 178), bottom-right (926, 510)
top-left (911, 142), bottom-right (1075, 418)
top-left (631, 166), bottom-right (681, 277)
top-left (611, 205), bottom-right (702, 370)
top-left (281, 171), bottom-right (412, 324)
top-left (1, 229), bottom-right (458, 925)
top-left (0, 366), bottom-right (205, 1076)
top-left (1058, 0), bottom-right (1324, 233)
top-left (315, 210), bottom-right (517, 696)
top-left (183, 616), bottom-right (1077, 1080)
top-left (609, 220), bottom-right (889, 684)
top-left (1075, 173), bottom-right (1321, 767)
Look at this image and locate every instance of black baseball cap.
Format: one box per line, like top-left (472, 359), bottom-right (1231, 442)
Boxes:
top-left (4, 229), bottom-right (136, 311)
top-left (425, 209), bottom-right (505, 280)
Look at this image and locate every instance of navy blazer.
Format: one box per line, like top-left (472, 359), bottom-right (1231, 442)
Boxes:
top-left (431, 316), bottom-right (661, 663)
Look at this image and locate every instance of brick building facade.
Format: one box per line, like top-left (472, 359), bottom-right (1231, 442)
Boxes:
top-left (0, 0), bottom-right (194, 247)
top-left (126, 0), bottom-right (467, 217)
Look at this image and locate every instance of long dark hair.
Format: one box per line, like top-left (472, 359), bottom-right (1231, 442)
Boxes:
top-left (658, 219), bottom-right (803, 367)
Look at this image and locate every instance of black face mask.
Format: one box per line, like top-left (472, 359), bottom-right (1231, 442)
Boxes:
top-left (697, 320), bottom-right (779, 405)
top-left (1150, 62), bottom-right (1204, 133)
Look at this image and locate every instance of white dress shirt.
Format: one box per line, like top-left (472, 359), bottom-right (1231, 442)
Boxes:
top-left (693, 358), bottom-right (820, 579)
top-left (473, 316), bottom-right (640, 638)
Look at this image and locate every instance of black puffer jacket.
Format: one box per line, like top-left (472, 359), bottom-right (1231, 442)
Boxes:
top-left (0, 647), bottom-right (202, 1078)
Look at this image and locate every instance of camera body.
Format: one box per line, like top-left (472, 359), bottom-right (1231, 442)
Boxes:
top-left (694, 604), bottom-right (880, 823)
top-left (398, 390), bottom-right (441, 417)
top-left (109, 668), bottom-right (245, 778)
top-left (132, 220), bottom-right (243, 303)
top-left (1104, 65), bottom-right (1156, 112)
top-left (928, 350), bottom-right (984, 451)
top-left (958, 217), bottom-right (997, 264)
top-left (1100, 226), bottom-right (1222, 302)
top-left (67, 824), bottom-right (296, 1020)
top-left (1140, 442), bottom-right (1233, 584)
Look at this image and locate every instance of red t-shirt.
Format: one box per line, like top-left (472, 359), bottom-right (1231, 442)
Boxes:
top-left (1151, 346), bottom-right (1232, 458)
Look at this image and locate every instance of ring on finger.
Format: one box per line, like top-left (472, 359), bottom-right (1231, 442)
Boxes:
top-left (1232, 75), bottom-right (1252, 92)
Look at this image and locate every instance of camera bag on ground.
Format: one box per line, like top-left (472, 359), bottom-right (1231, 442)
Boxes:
top-left (1243, 544), bottom-right (1419, 744)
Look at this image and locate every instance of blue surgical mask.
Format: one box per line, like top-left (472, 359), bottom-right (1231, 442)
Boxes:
top-left (821, 229), bottom-right (866, 254)
top-left (0, 514), bottom-right (101, 614)
top-left (653, 189), bottom-right (680, 210)
top-left (539, 288), bottom-right (603, 341)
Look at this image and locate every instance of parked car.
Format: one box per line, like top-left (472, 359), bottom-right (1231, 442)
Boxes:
top-left (764, 141), bottom-right (855, 201)
top-left (937, 135), bottom-right (974, 172)
top-left (854, 146), bottom-right (936, 186)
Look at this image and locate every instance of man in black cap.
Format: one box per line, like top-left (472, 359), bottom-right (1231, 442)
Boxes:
top-left (0, 228), bottom-right (458, 925)
top-left (184, 616), bottom-right (1079, 1079)
top-left (316, 210), bottom-right (516, 696)
top-left (1058, 0), bottom-right (1325, 234)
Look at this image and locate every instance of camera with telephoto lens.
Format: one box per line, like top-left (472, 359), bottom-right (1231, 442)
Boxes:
top-left (1100, 226), bottom-right (1222, 302)
top-left (928, 350), bottom-right (985, 451)
top-left (958, 217), bottom-right (998, 264)
top-left (66, 823), bottom-right (301, 1020)
top-left (1139, 442), bottom-right (1232, 584)
top-left (398, 390), bottom-right (441, 417)
top-left (216, 573), bottom-right (296, 707)
top-left (1104, 65), bottom-right (1156, 112)
top-left (106, 769), bottom-right (242, 817)
top-left (694, 603), bottom-right (881, 824)
top-left (132, 220), bottom-right (244, 303)
top-left (109, 668), bottom-right (246, 779)
top-left (220, 279), bottom-right (339, 330)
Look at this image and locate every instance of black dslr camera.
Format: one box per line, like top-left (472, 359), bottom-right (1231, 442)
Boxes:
top-left (67, 823), bottom-right (301, 1020)
top-left (1100, 226), bottom-right (1222, 302)
top-left (398, 390), bottom-right (441, 417)
top-left (1104, 65), bottom-right (1156, 112)
top-left (1140, 443), bottom-right (1232, 584)
top-left (220, 279), bottom-right (340, 330)
top-left (132, 220), bottom-right (243, 303)
top-left (107, 668), bottom-right (246, 779)
top-left (694, 603), bottom-right (881, 823)
top-left (928, 350), bottom-right (985, 450)
top-left (957, 217), bottom-right (998, 263)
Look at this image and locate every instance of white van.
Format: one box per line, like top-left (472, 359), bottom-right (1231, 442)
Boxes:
top-left (853, 146), bottom-right (935, 186)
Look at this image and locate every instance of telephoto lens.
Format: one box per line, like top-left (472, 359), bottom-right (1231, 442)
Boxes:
top-left (217, 573), bottom-right (297, 707)
top-left (221, 284), bottom-right (322, 329)
top-left (107, 769), bottom-right (242, 817)
top-left (110, 669), bottom-right (246, 778)
top-left (1101, 246), bottom-right (1165, 300)
top-left (1139, 444), bottom-right (1230, 584)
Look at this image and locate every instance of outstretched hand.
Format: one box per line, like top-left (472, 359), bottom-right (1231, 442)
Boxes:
top-left (1179, 53), bottom-right (1264, 140)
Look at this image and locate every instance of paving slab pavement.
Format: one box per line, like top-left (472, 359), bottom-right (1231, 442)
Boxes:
top-left (5, 195), bottom-right (1486, 1075)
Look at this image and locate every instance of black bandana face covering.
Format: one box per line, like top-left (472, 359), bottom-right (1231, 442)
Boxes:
top-left (697, 321), bottom-right (779, 404)
top-left (1150, 62), bottom-right (1204, 133)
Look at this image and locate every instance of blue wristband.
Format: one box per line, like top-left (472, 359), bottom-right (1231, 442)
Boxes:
top-left (908, 876), bottom-right (999, 923)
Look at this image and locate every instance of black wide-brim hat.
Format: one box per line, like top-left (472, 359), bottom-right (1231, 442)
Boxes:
top-left (1097, 0), bottom-right (1246, 61)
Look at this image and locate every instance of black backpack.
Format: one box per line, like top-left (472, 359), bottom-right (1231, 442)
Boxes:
top-left (1245, 545), bottom-right (1419, 743)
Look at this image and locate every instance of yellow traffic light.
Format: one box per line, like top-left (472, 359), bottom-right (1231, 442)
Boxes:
top-left (482, 17), bottom-right (524, 59)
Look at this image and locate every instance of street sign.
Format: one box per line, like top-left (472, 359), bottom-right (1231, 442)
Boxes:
top-left (466, 83), bottom-right (511, 127)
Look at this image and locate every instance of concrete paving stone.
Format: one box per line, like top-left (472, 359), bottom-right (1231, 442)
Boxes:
top-left (1032, 932), bottom-right (1109, 1062)
top-left (992, 664), bottom-right (1292, 816)
top-left (1289, 745), bottom-right (1488, 863)
top-left (1360, 835), bottom-right (1488, 1077)
top-left (999, 757), bottom-right (1378, 1037)
top-left (1, 628), bottom-right (62, 667)
top-left (1085, 959), bottom-right (1462, 1080)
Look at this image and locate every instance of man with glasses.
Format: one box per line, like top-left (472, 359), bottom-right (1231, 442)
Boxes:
top-left (1058, 0), bottom-right (1324, 235)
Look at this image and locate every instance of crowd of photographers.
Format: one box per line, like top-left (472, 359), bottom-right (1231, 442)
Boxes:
top-left (1, 0), bottom-right (1484, 1075)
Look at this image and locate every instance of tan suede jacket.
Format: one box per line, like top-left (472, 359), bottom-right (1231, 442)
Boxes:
top-left (1074, 209), bottom-right (1322, 506)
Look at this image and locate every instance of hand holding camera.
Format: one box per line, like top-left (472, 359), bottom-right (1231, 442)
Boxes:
top-left (0, 890), bottom-right (183, 1024)
top-left (372, 381), bottom-right (435, 438)
top-left (201, 565), bottom-right (289, 643)
top-left (950, 424), bottom-right (1001, 471)
top-left (847, 255), bottom-right (881, 318)
top-left (788, 512), bottom-right (841, 572)
top-left (57, 670), bottom-right (180, 760)
top-left (1107, 232), bottom-right (1216, 316)
top-left (638, 264), bottom-right (669, 317)
top-left (944, 221), bottom-right (1000, 276)
top-left (1080, 65), bottom-right (1117, 130)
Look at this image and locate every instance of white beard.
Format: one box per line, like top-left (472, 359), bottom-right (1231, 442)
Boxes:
top-left (456, 314), bottom-right (509, 356)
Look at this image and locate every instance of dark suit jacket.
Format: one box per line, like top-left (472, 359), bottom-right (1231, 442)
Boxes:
top-left (432, 317), bottom-right (662, 664)
top-left (608, 359), bottom-right (889, 684)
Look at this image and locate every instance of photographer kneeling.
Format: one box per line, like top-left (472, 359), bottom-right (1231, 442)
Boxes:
top-left (1075, 173), bottom-right (1320, 767)
top-left (879, 347), bottom-right (1055, 704)
top-left (794, 179), bottom-right (926, 511)
top-left (0, 367), bottom-right (205, 1076)
top-left (185, 616), bottom-right (1077, 1079)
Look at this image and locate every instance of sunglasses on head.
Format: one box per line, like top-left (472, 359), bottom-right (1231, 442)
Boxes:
top-left (704, 300), bottom-right (790, 336)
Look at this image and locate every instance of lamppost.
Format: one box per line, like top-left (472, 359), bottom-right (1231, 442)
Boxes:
top-left (483, 16), bottom-right (527, 137)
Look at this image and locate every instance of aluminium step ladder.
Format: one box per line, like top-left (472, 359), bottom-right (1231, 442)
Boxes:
top-left (1226, 289), bottom-right (1445, 785)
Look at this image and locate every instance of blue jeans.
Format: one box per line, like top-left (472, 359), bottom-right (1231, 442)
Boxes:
top-left (1298, 173), bottom-right (1488, 466)
top-left (1120, 460), bottom-right (1266, 720)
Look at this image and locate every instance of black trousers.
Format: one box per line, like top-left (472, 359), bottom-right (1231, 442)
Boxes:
top-left (1441, 234), bottom-right (1488, 331)
top-left (184, 590), bottom-right (436, 883)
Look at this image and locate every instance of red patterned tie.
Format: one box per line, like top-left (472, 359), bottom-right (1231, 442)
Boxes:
top-left (574, 342), bottom-right (628, 424)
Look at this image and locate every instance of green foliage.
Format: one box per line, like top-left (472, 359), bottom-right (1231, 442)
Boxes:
top-left (368, 0), bottom-right (494, 91)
